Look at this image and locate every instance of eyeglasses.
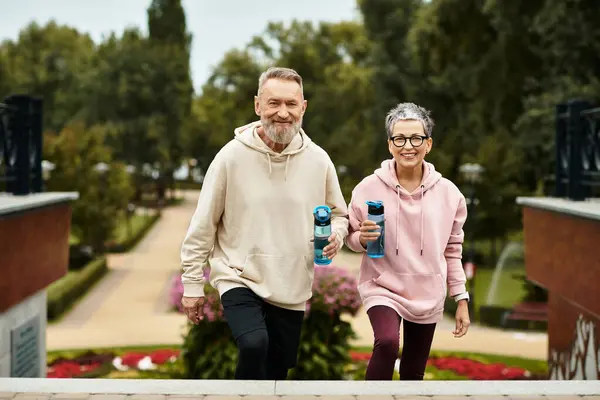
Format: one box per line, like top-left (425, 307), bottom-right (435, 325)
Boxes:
top-left (389, 135), bottom-right (429, 148)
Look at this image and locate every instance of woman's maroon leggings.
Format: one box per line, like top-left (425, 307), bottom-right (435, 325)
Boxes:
top-left (365, 305), bottom-right (436, 380)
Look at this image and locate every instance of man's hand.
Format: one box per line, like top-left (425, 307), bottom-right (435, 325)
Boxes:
top-left (182, 296), bottom-right (204, 324)
top-left (322, 232), bottom-right (340, 260)
top-left (453, 300), bottom-right (470, 338)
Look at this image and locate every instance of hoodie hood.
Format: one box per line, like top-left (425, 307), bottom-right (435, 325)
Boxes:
top-left (374, 159), bottom-right (443, 256)
top-left (374, 159), bottom-right (442, 195)
top-left (233, 121), bottom-right (311, 180)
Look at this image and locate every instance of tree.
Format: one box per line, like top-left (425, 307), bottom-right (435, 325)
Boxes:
top-left (0, 21), bottom-right (96, 132)
top-left (147, 0), bottom-right (194, 196)
top-left (43, 123), bottom-right (134, 251)
top-left (189, 20), bottom-right (380, 199)
top-left (188, 49), bottom-right (262, 172)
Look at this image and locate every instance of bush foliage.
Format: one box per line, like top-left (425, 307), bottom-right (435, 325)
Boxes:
top-left (172, 264), bottom-right (362, 380)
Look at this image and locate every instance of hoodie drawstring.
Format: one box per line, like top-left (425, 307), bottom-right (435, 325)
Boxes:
top-left (396, 184), bottom-right (425, 256)
top-left (396, 186), bottom-right (400, 255)
top-left (266, 153), bottom-right (273, 176)
top-left (284, 155), bottom-right (290, 181)
top-left (265, 153), bottom-right (290, 181)
top-left (420, 184), bottom-right (424, 256)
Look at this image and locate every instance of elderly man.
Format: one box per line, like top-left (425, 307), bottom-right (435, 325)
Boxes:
top-left (180, 67), bottom-right (349, 380)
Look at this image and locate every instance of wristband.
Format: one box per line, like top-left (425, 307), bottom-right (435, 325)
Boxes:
top-left (453, 292), bottom-right (470, 302)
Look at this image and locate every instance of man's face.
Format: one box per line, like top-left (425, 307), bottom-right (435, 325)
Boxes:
top-left (255, 78), bottom-right (307, 144)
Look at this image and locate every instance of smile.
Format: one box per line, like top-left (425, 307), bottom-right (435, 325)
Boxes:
top-left (400, 153), bottom-right (417, 159)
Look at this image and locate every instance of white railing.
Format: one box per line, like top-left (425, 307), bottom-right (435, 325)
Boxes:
top-left (0, 379), bottom-right (598, 396)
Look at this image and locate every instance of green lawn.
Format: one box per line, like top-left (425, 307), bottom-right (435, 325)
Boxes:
top-left (472, 267), bottom-right (526, 308)
top-left (68, 214), bottom-right (153, 246)
top-left (111, 214), bottom-right (154, 244)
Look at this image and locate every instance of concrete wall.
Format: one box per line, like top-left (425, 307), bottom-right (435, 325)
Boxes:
top-left (0, 289), bottom-right (47, 378)
top-left (0, 192), bottom-right (78, 378)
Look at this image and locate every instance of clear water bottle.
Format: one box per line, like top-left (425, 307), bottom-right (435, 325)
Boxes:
top-left (313, 205), bottom-right (332, 265)
top-left (366, 200), bottom-right (385, 258)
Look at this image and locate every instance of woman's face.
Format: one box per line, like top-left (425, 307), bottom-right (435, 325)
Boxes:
top-left (388, 120), bottom-right (432, 171)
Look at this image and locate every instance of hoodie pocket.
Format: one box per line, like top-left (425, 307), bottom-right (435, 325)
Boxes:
top-left (237, 254), bottom-right (313, 305)
top-left (374, 272), bottom-right (446, 317)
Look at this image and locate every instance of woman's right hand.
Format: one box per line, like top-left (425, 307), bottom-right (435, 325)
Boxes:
top-left (359, 220), bottom-right (380, 248)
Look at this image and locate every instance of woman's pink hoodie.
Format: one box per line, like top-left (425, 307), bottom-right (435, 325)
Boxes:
top-left (346, 159), bottom-right (468, 324)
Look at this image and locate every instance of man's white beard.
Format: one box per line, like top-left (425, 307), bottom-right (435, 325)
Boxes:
top-left (262, 118), bottom-right (302, 144)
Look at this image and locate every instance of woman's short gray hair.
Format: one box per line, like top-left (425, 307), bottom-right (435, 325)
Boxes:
top-left (385, 102), bottom-right (435, 138)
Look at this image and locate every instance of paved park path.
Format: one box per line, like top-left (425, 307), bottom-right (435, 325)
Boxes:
top-left (46, 191), bottom-right (548, 360)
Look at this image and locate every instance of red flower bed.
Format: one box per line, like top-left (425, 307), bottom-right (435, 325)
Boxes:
top-left (349, 351), bottom-right (531, 380)
top-left (47, 349), bottom-right (181, 378)
top-left (350, 350), bottom-right (371, 362)
top-left (149, 349), bottom-right (180, 364)
top-left (428, 356), bottom-right (530, 380)
top-left (48, 361), bottom-right (103, 378)
top-left (117, 349), bottom-right (180, 369)
top-left (47, 351), bottom-right (114, 378)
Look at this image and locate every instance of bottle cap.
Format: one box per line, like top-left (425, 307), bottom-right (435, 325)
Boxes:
top-left (366, 200), bottom-right (384, 215)
top-left (313, 205), bottom-right (331, 224)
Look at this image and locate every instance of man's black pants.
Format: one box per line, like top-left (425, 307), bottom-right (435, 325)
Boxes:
top-left (221, 287), bottom-right (305, 380)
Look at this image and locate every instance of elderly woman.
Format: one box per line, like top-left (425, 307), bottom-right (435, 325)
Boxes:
top-left (345, 102), bottom-right (471, 380)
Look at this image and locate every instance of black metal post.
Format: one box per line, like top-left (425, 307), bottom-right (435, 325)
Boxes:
top-left (31, 97), bottom-right (43, 192)
top-left (2, 94), bottom-right (43, 195)
top-left (566, 99), bottom-right (590, 201)
top-left (555, 103), bottom-right (567, 197)
top-left (4, 95), bottom-right (31, 195)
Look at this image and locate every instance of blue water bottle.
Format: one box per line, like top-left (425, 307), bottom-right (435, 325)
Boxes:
top-left (313, 205), bottom-right (332, 265)
top-left (366, 200), bottom-right (385, 258)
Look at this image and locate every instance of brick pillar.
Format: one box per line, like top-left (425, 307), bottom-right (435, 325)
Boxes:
top-left (518, 200), bottom-right (600, 380)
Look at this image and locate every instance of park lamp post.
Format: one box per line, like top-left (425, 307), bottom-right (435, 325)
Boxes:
top-left (94, 162), bottom-right (109, 175)
top-left (93, 162), bottom-right (110, 252)
top-left (125, 164), bottom-right (136, 175)
top-left (93, 162), bottom-right (110, 203)
top-left (41, 160), bottom-right (55, 191)
top-left (459, 162), bottom-right (484, 317)
top-left (125, 165), bottom-right (137, 239)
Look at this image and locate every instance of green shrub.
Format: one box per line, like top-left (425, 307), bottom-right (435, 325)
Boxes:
top-left (175, 180), bottom-right (202, 191)
top-left (177, 264), bottom-right (362, 380)
top-left (478, 305), bottom-right (511, 327)
top-left (47, 256), bottom-right (108, 321)
top-left (105, 213), bottom-right (160, 253)
top-left (44, 124), bottom-right (135, 252)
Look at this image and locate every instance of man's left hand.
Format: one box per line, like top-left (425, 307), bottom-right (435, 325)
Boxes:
top-left (322, 232), bottom-right (340, 260)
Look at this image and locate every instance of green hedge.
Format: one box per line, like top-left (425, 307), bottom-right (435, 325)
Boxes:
top-left (47, 256), bottom-right (108, 322)
top-left (105, 213), bottom-right (160, 253)
top-left (175, 181), bottom-right (202, 191)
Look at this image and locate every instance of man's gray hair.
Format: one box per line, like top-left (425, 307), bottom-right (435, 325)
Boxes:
top-left (258, 67), bottom-right (304, 96)
top-left (385, 102), bottom-right (435, 138)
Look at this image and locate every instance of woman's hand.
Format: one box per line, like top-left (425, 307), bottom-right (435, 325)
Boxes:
top-left (359, 220), bottom-right (381, 248)
top-left (453, 300), bottom-right (470, 338)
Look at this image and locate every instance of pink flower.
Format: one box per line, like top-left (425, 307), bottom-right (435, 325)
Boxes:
top-left (168, 264), bottom-right (361, 321)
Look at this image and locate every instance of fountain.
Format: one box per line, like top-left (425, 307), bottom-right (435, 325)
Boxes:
top-left (485, 241), bottom-right (524, 305)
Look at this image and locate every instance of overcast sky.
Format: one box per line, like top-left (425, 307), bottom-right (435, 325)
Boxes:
top-left (0, 0), bottom-right (360, 91)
